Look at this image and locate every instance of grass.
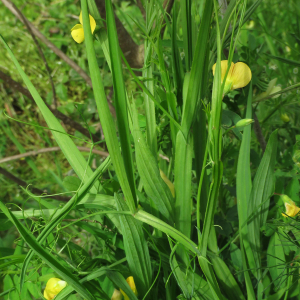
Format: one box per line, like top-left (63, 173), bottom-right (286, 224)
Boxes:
top-left (1, 0), bottom-right (300, 299)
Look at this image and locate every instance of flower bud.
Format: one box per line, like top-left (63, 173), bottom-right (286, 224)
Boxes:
top-left (111, 289), bottom-right (123, 300)
top-left (235, 119), bottom-right (254, 128)
top-left (43, 278), bottom-right (67, 300)
top-left (280, 113), bottom-right (290, 123)
top-left (160, 169), bottom-right (175, 197)
top-left (280, 195), bottom-right (300, 218)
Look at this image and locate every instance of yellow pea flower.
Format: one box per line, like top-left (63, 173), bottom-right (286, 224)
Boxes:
top-left (160, 169), bottom-right (175, 197)
top-left (281, 195), bottom-right (300, 218)
top-left (212, 60), bottom-right (252, 95)
top-left (71, 11), bottom-right (96, 43)
top-left (120, 276), bottom-right (138, 300)
top-left (43, 278), bottom-right (67, 300)
top-left (111, 289), bottom-right (123, 300)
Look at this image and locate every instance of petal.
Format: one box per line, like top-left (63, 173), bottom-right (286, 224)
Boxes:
top-left (79, 11), bottom-right (96, 34)
top-left (231, 62), bottom-right (252, 90)
top-left (71, 25), bottom-right (84, 43)
top-left (79, 11), bottom-right (83, 25)
top-left (212, 60), bottom-right (234, 83)
top-left (284, 203), bottom-right (296, 217)
top-left (89, 14), bottom-right (96, 34)
top-left (43, 289), bottom-right (51, 300)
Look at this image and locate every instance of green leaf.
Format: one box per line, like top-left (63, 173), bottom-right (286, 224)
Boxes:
top-left (221, 110), bottom-right (242, 140)
top-left (236, 84), bottom-right (256, 292)
top-left (115, 194), bottom-right (152, 296)
top-left (131, 101), bottom-right (175, 223)
top-left (0, 203), bottom-right (94, 300)
top-left (209, 254), bottom-right (245, 300)
top-left (174, 131), bottom-right (193, 237)
top-left (106, 270), bottom-right (139, 300)
top-left (105, 0), bottom-right (137, 204)
top-left (63, 176), bottom-right (82, 191)
top-left (266, 53), bottom-right (300, 68)
top-left (267, 233), bottom-right (287, 290)
top-left (19, 156), bottom-right (111, 292)
top-left (81, 0), bottom-right (136, 213)
top-left (247, 130), bottom-right (278, 279)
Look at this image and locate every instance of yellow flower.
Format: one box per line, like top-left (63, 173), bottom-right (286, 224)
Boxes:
top-left (254, 78), bottom-right (281, 102)
top-left (71, 11), bottom-right (96, 43)
top-left (111, 289), bottom-right (123, 300)
top-left (281, 195), bottom-right (300, 218)
top-left (120, 276), bottom-right (138, 300)
top-left (43, 278), bottom-right (67, 300)
top-left (160, 169), bottom-right (175, 197)
top-left (212, 60), bottom-right (252, 95)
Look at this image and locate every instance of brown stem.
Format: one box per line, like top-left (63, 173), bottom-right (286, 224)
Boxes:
top-left (136, 0), bottom-right (146, 20)
top-left (0, 167), bottom-right (70, 202)
top-left (253, 112), bottom-right (266, 153)
top-left (95, 0), bottom-right (144, 69)
top-left (0, 70), bottom-right (104, 145)
top-left (0, 146), bottom-right (109, 164)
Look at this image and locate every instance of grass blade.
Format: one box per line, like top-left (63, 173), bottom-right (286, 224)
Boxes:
top-left (115, 193), bottom-right (152, 296)
top-left (247, 130), bottom-right (278, 279)
top-left (19, 156), bottom-right (111, 292)
top-left (236, 83), bottom-right (256, 296)
top-left (80, 0), bottom-right (136, 213)
top-left (105, 0), bottom-right (137, 204)
top-left (131, 101), bottom-right (175, 223)
top-left (0, 203), bottom-right (94, 300)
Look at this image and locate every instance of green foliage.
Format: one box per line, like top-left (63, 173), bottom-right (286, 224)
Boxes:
top-left (1, 0), bottom-right (300, 299)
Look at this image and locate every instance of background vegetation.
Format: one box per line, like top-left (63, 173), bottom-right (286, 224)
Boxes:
top-left (0, 0), bottom-right (300, 299)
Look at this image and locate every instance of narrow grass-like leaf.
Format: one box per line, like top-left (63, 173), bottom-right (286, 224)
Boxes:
top-left (267, 232), bottom-right (287, 289)
top-left (174, 131), bottom-right (192, 238)
top-left (106, 270), bottom-right (139, 300)
top-left (209, 254), bottom-right (245, 300)
top-left (171, 1), bottom-right (184, 106)
top-left (265, 54), bottom-right (300, 68)
top-left (20, 156), bottom-right (111, 291)
top-left (236, 83), bottom-right (256, 297)
top-left (131, 101), bottom-right (175, 223)
top-left (181, 0), bottom-right (213, 136)
top-left (143, 2), bottom-right (157, 157)
top-left (180, 0), bottom-right (192, 71)
top-left (0, 203), bottom-right (94, 300)
top-left (105, 0), bottom-right (137, 204)
top-left (54, 259), bottom-right (127, 300)
top-left (198, 258), bottom-right (225, 300)
top-left (200, 0), bottom-right (223, 257)
top-left (120, 50), bottom-right (182, 132)
top-left (80, 0), bottom-right (136, 213)
top-left (115, 194), bottom-right (152, 296)
top-left (247, 130), bottom-right (278, 279)
top-left (174, 0), bottom-right (212, 245)
top-left (134, 210), bottom-right (200, 255)
top-left (223, 0), bottom-right (263, 48)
